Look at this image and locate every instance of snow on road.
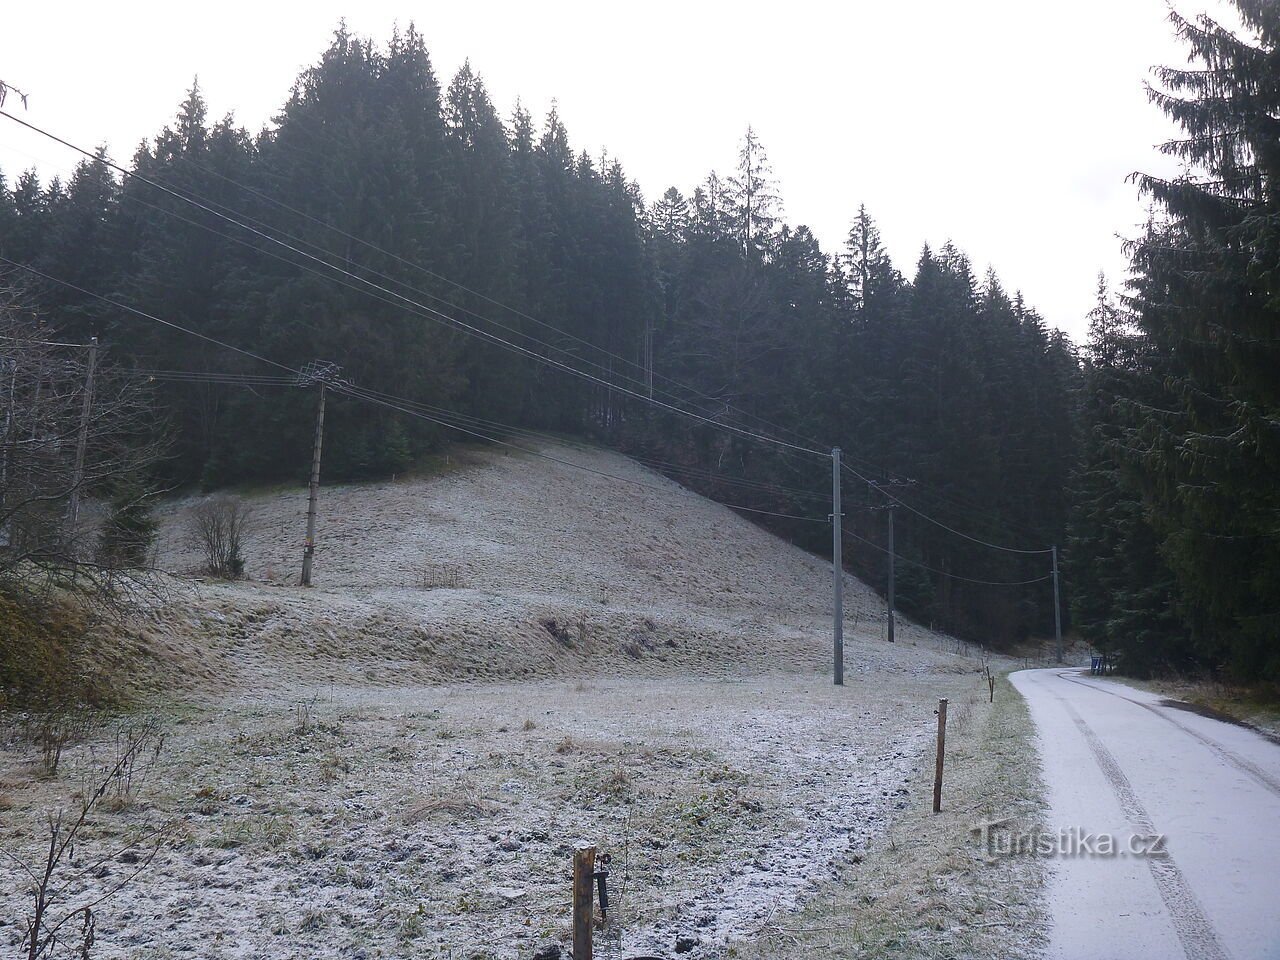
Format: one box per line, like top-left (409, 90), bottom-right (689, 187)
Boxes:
top-left (1012, 669), bottom-right (1280, 960)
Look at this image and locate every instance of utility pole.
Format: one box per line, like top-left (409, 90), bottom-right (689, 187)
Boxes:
top-left (65, 336), bottom-right (97, 541)
top-left (832, 447), bottom-right (843, 686)
top-left (867, 479), bottom-right (912, 643)
top-left (886, 506), bottom-right (896, 644)
top-left (298, 360), bottom-right (340, 587)
top-left (643, 317), bottom-right (654, 399)
top-left (1052, 544), bottom-right (1063, 664)
top-left (0, 355), bottom-right (15, 549)
top-left (301, 383), bottom-right (326, 587)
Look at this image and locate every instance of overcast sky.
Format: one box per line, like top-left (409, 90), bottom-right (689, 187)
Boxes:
top-left (0, 0), bottom-right (1237, 341)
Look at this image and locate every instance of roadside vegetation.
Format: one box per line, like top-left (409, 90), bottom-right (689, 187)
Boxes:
top-left (739, 672), bottom-right (1048, 958)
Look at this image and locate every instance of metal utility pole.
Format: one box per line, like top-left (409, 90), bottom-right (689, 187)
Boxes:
top-left (1052, 544), bottom-right (1063, 663)
top-left (886, 506), bottom-right (896, 644)
top-left (65, 336), bottom-right (97, 539)
top-left (832, 447), bottom-right (843, 686)
top-left (298, 360), bottom-right (340, 588)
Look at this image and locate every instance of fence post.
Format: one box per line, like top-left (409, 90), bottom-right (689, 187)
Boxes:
top-left (933, 698), bottom-right (948, 813)
top-left (573, 846), bottom-right (595, 960)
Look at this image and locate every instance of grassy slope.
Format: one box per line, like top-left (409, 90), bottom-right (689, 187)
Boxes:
top-left (734, 672), bottom-right (1048, 959)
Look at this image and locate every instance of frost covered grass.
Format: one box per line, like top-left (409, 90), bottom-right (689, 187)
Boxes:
top-left (0, 442), bottom-right (1041, 958)
top-left (735, 672), bottom-right (1048, 959)
top-left (1, 671), bottom-right (1016, 959)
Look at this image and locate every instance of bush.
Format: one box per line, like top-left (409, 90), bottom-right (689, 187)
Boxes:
top-left (188, 495), bottom-right (252, 578)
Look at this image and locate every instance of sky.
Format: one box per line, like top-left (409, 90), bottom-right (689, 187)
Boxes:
top-left (0, 0), bottom-right (1241, 341)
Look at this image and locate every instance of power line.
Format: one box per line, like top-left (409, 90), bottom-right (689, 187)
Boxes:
top-left (840, 461), bottom-right (1053, 555)
top-left (241, 108), bottom-right (836, 454)
top-left (3, 113), bottom-right (1064, 575)
top-left (0, 109), bottom-right (827, 459)
top-left (333, 381), bottom-right (827, 524)
top-left (0, 334), bottom-right (88, 349)
top-left (0, 253), bottom-right (828, 526)
top-left (340, 382), bottom-right (831, 503)
top-left (0, 256), bottom-right (295, 374)
top-left (840, 527), bottom-right (1052, 586)
top-left (5, 258), bottom-right (1059, 587)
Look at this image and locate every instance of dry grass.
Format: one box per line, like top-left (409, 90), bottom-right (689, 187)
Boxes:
top-left (403, 790), bottom-right (499, 824)
top-left (736, 672), bottom-right (1048, 959)
top-left (1121, 674), bottom-right (1280, 740)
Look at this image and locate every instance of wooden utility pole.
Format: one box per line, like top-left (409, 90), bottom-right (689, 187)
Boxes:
top-left (1052, 545), bottom-right (1063, 664)
top-left (0, 355), bottom-right (15, 548)
top-left (643, 317), bottom-right (654, 399)
top-left (831, 447), bottom-right (843, 686)
top-left (65, 336), bottom-right (97, 540)
top-left (886, 506), bottom-right (896, 643)
top-left (300, 383), bottom-right (326, 587)
top-left (573, 846), bottom-right (595, 960)
top-left (933, 698), bottom-right (948, 813)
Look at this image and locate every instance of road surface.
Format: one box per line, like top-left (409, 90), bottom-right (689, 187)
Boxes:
top-left (1011, 669), bottom-right (1280, 960)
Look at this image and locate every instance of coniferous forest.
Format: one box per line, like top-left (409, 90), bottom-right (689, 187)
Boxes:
top-left (1, 5), bottom-right (1276, 682)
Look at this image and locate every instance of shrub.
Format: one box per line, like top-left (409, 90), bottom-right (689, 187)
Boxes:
top-left (188, 495), bottom-right (252, 578)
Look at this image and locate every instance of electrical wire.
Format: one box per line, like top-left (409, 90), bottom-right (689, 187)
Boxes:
top-left (0, 109), bottom-right (828, 458)
top-left (840, 527), bottom-right (1052, 586)
top-left (333, 381), bottom-right (827, 524)
top-left (0, 334), bottom-right (88, 348)
top-left (0, 252), bottom-right (829, 525)
top-left (339, 380), bottom-right (830, 502)
top-left (0, 256), bottom-right (296, 374)
top-left (3, 114), bottom-right (1066, 571)
top-left (840, 460), bottom-right (1053, 555)
top-left (237, 110), bottom-right (835, 453)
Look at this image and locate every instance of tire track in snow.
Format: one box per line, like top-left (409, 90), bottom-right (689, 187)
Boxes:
top-left (1058, 672), bottom-right (1280, 800)
top-left (1043, 681), bottom-right (1230, 960)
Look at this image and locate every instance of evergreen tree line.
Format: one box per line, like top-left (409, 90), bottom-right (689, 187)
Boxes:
top-left (1, 20), bottom-right (1196, 656)
top-left (1067, 2), bottom-right (1280, 683)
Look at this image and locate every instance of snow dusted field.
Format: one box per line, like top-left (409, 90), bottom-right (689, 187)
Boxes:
top-left (1, 441), bottom-right (1005, 959)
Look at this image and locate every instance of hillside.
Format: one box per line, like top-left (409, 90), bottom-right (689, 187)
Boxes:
top-left (1, 441), bottom-right (1041, 960)
top-left (143, 439), bottom-right (947, 691)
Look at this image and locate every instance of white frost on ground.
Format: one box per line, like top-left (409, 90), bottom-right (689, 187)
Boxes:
top-left (1012, 669), bottom-right (1280, 960)
top-left (2, 442), bottom-right (994, 959)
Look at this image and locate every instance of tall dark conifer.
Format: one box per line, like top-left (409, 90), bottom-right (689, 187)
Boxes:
top-left (1130, 2), bottom-right (1280, 679)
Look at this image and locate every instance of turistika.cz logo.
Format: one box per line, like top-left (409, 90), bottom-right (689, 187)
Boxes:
top-left (971, 819), bottom-right (1168, 858)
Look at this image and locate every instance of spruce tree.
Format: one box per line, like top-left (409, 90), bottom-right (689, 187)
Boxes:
top-left (1130, 2), bottom-right (1280, 679)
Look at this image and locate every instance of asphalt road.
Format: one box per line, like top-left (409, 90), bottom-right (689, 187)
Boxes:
top-left (1011, 668), bottom-right (1280, 960)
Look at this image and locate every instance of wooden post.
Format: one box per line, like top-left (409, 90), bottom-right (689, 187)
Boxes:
top-left (573, 846), bottom-right (595, 960)
top-left (988, 674), bottom-right (996, 703)
top-left (300, 384), bottom-right (326, 587)
top-left (933, 698), bottom-right (948, 813)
